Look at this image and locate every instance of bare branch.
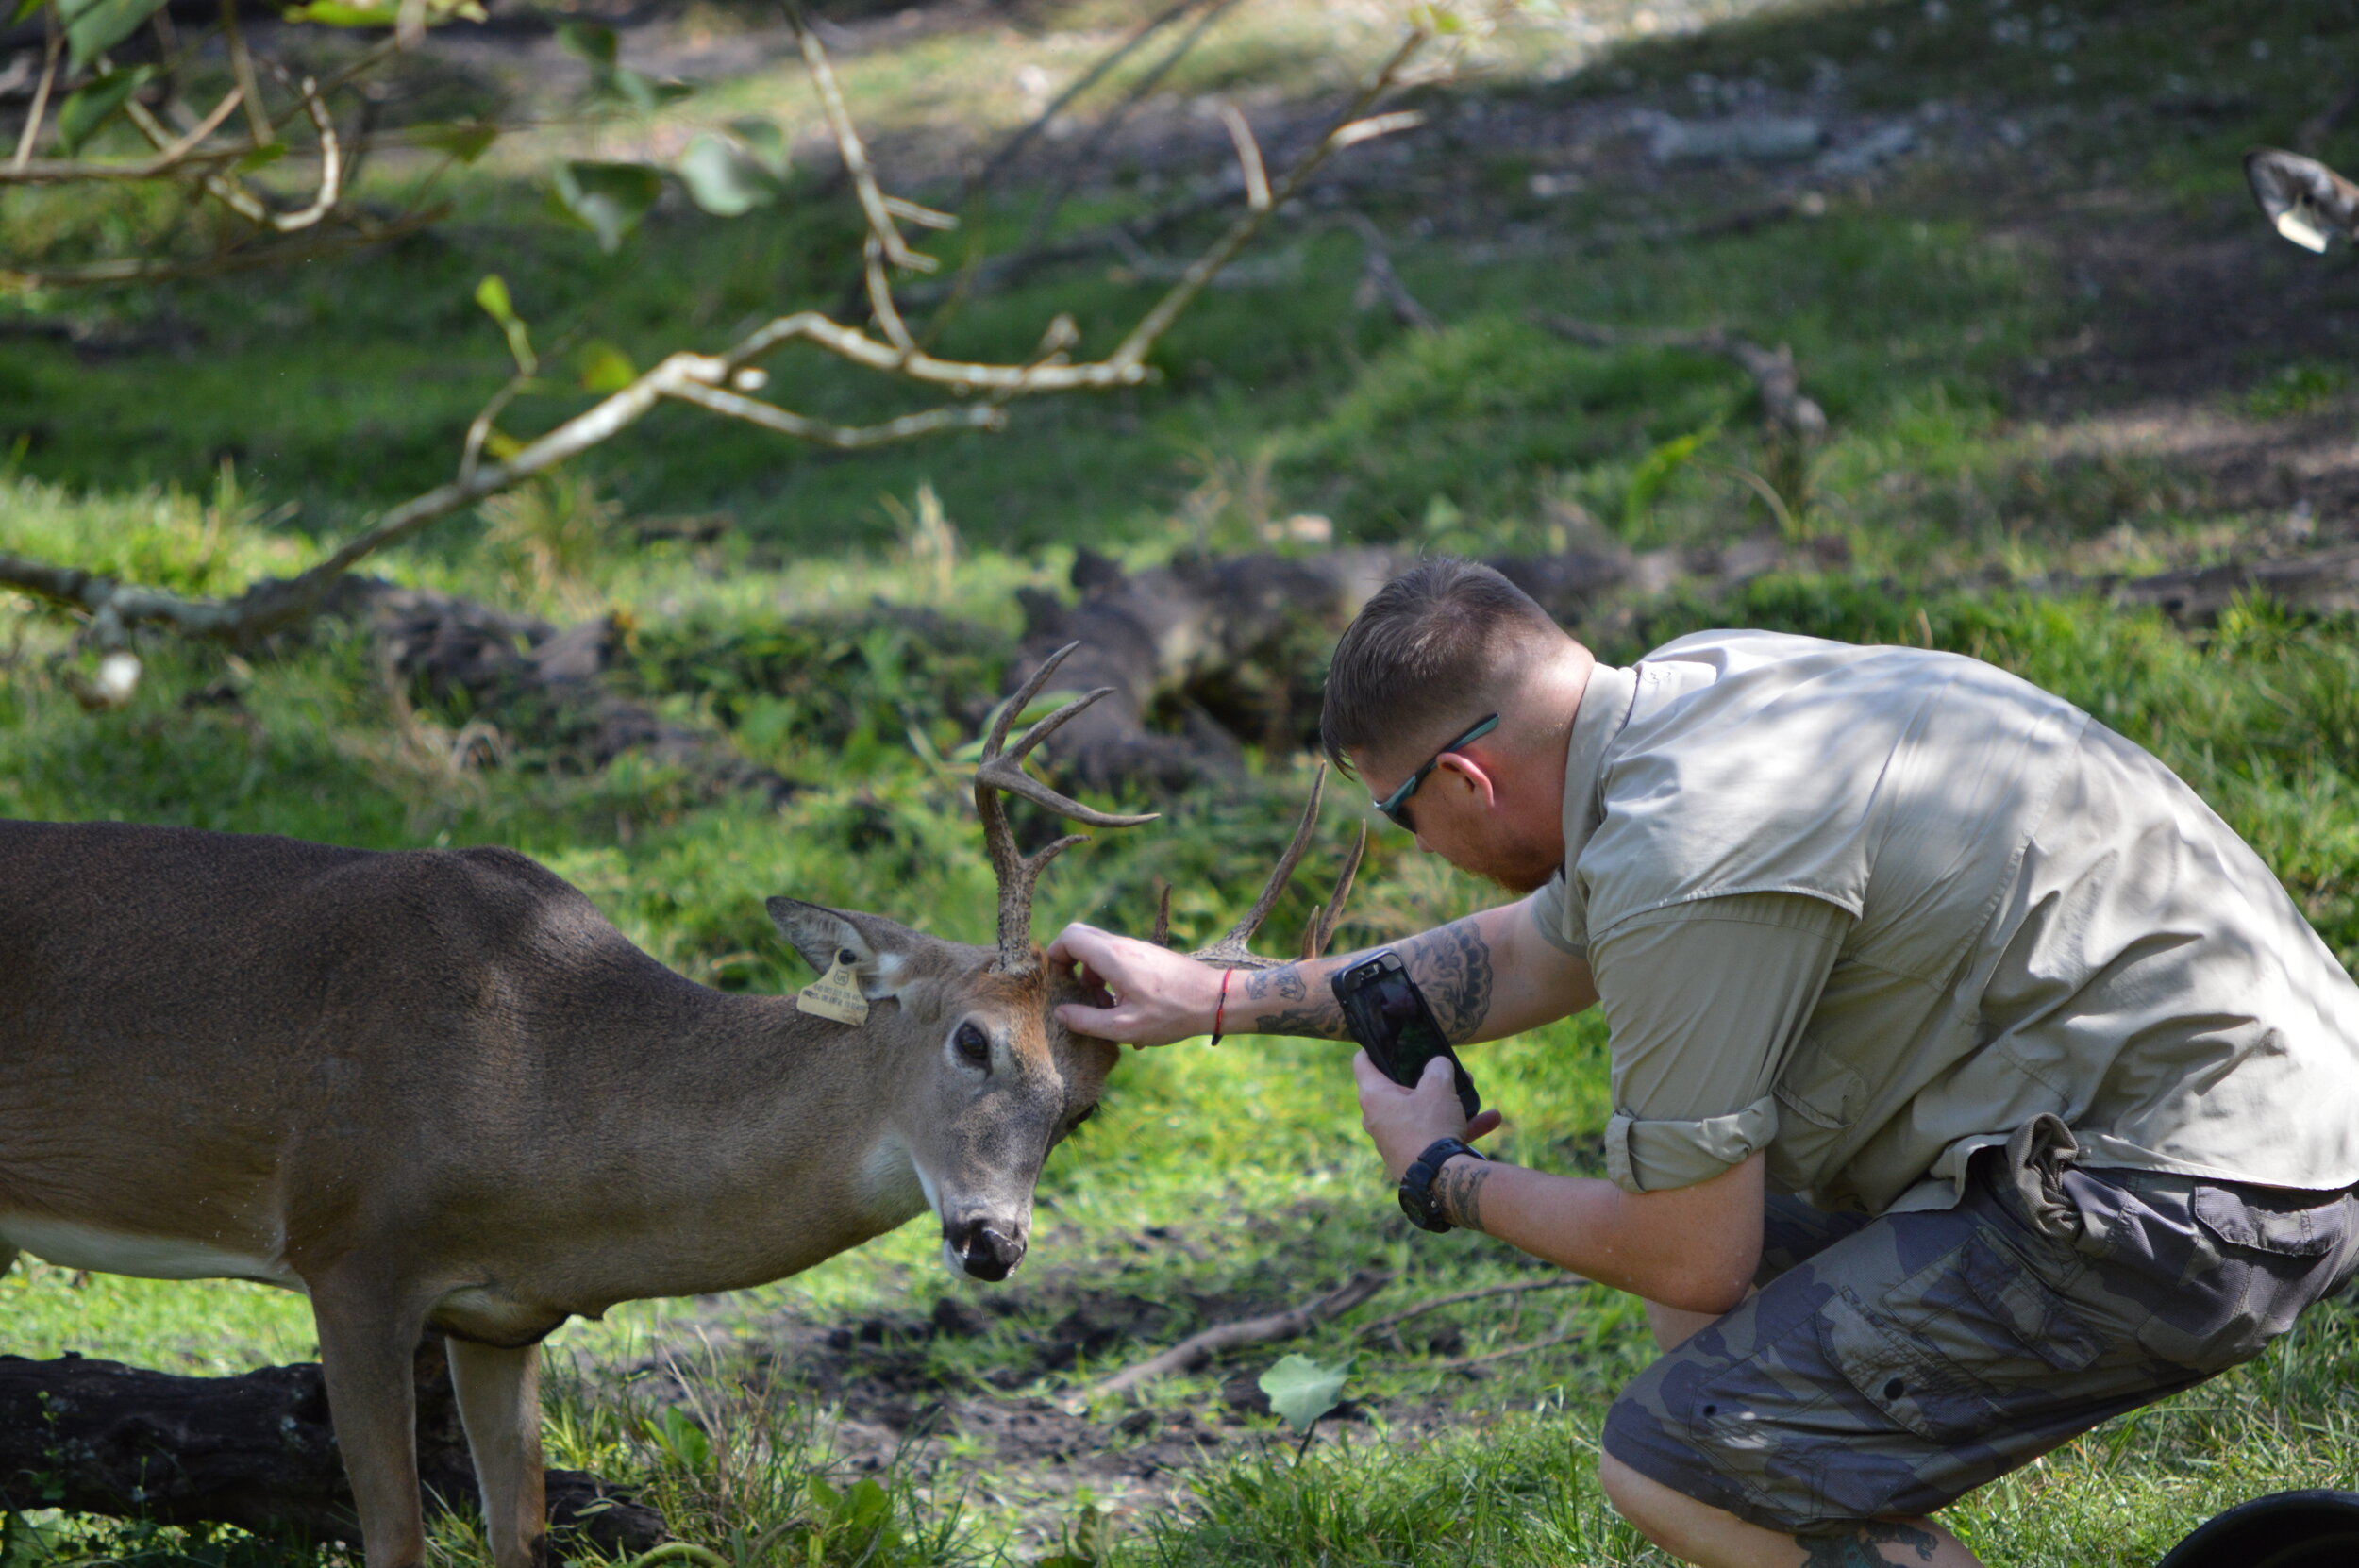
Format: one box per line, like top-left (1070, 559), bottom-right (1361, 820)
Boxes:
top-left (1086, 1270), bottom-right (1392, 1398)
top-left (266, 76), bottom-right (341, 231)
top-left (863, 236), bottom-right (917, 355)
top-left (2, 87), bottom-right (248, 186)
top-left (1216, 102), bottom-right (1269, 210)
top-left (0, 25), bottom-right (1435, 658)
top-left (1108, 27), bottom-right (1429, 370)
top-left (1, 203), bottom-right (446, 289)
top-left (784, 1), bottom-right (931, 274)
top-left (662, 381), bottom-right (1005, 447)
top-left (10, 7), bottom-right (61, 173)
top-left (220, 0), bottom-right (275, 147)
top-left (458, 373), bottom-right (533, 488)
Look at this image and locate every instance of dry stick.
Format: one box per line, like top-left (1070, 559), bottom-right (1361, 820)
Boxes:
top-left (2, 87), bottom-right (246, 184)
top-left (783, 0), bottom-right (932, 273)
top-left (0, 27), bottom-right (1431, 645)
top-left (1216, 102), bottom-right (1270, 210)
top-left (1424, 1326), bottom-right (1585, 1372)
top-left (1356, 1276), bottom-right (1581, 1341)
top-left (1532, 312), bottom-right (1826, 440)
top-left (219, 0), bottom-right (274, 145)
top-left (1086, 1270), bottom-right (1394, 1398)
top-left (959, 0), bottom-right (1206, 205)
top-left (10, 6), bottom-right (60, 173)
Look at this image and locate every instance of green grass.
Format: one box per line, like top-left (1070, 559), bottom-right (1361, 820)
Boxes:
top-left (13, 0), bottom-right (2359, 1562)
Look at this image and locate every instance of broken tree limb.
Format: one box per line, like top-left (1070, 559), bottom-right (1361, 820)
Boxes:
top-left (0, 1339), bottom-right (663, 1555)
top-left (1356, 1276), bottom-right (1583, 1341)
top-left (2116, 543), bottom-right (2359, 624)
top-left (1532, 312), bottom-right (1827, 442)
top-left (0, 25), bottom-right (1434, 681)
top-left (1086, 1269), bottom-right (1392, 1398)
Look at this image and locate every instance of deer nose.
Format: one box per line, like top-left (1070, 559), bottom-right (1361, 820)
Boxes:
top-left (947, 1217), bottom-right (1027, 1281)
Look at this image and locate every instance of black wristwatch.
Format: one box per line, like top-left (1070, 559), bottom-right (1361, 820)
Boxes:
top-left (1398, 1137), bottom-right (1486, 1233)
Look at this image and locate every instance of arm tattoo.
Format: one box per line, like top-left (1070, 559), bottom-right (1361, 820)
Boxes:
top-left (1244, 964), bottom-right (1309, 1004)
top-left (1240, 960), bottom-right (1343, 1038)
top-left (1400, 917), bottom-right (1495, 1042)
top-left (1434, 1159), bottom-right (1492, 1233)
top-left (1799, 1524), bottom-right (1940, 1566)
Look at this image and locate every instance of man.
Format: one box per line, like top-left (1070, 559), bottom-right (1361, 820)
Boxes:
top-left (1046, 560), bottom-right (2359, 1568)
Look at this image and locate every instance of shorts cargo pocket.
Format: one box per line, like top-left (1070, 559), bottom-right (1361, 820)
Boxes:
top-left (2190, 1187), bottom-right (2341, 1258)
top-left (1821, 1287), bottom-right (1998, 1443)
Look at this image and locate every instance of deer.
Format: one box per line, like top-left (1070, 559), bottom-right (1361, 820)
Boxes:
top-left (0, 642), bottom-right (1361, 1568)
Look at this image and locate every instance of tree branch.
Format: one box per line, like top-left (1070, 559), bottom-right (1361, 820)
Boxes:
top-left (1085, 1270), bottom-right (1393, 1398)
top-left (1533, 312), bottom-right (1827, 441)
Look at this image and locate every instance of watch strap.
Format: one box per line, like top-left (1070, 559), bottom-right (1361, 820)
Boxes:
top-left (1398, 1137), bottom-right (1486, 1233)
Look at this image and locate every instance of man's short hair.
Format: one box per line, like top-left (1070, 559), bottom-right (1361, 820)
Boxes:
top-left (1320, 559), bottom-right (1565, 775)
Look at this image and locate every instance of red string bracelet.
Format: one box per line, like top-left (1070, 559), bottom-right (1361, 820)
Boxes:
top-left (1209, 968), bottom-right (1232, 1047)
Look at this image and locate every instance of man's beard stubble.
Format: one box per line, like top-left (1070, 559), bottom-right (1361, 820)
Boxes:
top-left (1450, 820), bottom-right (1561, 895)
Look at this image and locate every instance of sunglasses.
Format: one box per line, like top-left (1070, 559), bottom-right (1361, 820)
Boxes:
top-left (1373, 714), bottom-right (1500, 831)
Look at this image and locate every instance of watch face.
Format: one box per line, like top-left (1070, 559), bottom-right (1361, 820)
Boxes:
top-left (1398, 1156), bottom-right (1453, 1232)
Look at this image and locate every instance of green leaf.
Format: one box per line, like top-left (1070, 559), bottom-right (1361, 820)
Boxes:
top-left (1622, 423), bottom-right (1717, 531)
top-left (657, 1406), bottom-right (710, 1470)
top-left (728, 116), bottom-right (790, 177)
top-left (473, 274), bottom-right (536, 375)
top-left (413, 120), bottom-right (498, 164)
top-left (59, 0), bottom-right (170, 71)
top-left (12, 0), bottom-right (46, 25)
top-left (236, 141), bottom-right (288, 172)
top-left (677, 132), bottom-right (779, 217)
top-left (555, 20), bottom-right (617, 64)
top-left (1258, 1353), bottom-right (1350, 1435)
top-left (574, 339), bottom-right (637, 393)
top-left (53, 64), bottom-right (153, 156)
top-left (281, 0), bottom-right (483, 25)
top-left (551, 159), bottom-right (661, 253)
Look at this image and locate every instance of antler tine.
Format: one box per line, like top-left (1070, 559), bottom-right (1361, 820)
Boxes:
top-left (1190, 763), bottom-right (1330, 970)
top-left (974, 641), bottom-right (1158, 973)
top-left (1151, 881), bottom-right (1173, 948)
top-left (981, 640), bottom-right (1083, 759)
top-left (1300, 821), bottom-right (1367, 961)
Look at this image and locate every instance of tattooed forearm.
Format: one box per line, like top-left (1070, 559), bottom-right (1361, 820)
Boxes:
top-left (1252, 995), bottom-right (1348, 1039)
top-left (1400, 917), bottom-right (1496, 1042)
top-left (1435, 1158), bottom-right (1492, 1233)
top-left (1799, 1523), bottom-right (1940, 1566)
top-left (1243, 964), bottom-right (1310, 1004)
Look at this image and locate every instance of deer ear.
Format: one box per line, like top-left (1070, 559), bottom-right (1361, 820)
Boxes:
top-left (766, 898), bottom-right (922, 1001)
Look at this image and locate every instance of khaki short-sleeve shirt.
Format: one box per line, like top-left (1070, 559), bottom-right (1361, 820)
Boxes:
top-left (1529, 631), bottom-right (2359, 1213)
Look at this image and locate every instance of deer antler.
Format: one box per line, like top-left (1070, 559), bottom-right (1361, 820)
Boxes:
top-left (1151, 765), bottom-right (1368, 971)
top-left (976, 642), bottom-right (1158, 976)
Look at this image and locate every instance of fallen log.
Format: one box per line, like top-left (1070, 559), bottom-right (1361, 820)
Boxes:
top-left (2116, 544), bottom-right (2359, 623)
top-left (0, 1339), bottom-right (664, 1555)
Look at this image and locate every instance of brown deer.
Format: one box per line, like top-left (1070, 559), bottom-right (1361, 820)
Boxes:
top-left (0, 643), bottom-right (1357, 1568)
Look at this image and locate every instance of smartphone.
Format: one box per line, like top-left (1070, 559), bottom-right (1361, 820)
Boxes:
top-left (1330, 950), bottom-right (1481, 1122)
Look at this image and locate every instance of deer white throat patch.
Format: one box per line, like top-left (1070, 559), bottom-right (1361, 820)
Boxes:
top-left (857, 1136), bottom-right (933, 1227)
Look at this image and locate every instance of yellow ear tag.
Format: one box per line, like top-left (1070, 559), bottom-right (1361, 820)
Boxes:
top-left (796, 948), bottom-right (870, 1026)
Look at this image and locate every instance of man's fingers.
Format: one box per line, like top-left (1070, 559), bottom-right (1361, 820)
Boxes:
top-left (1466, 1109), bottom-right (1504, 1142)
top-left (1418, 1056), bottom-right (1456, 1092)
top-left (1351, 1048), bottom-right (1386, 1093)
top-left (1045, 922), bottom-right (1109, 971)
top-left (1056, 1000), bottom-right (1137, 1041)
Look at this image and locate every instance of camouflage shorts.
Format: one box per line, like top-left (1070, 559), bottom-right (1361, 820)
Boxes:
top-left (1601, 1117), bottom-right (2359, 1536)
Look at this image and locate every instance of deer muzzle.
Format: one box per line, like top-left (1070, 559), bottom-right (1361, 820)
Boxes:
top-left (945, 1215), bottom-right (1028, 1281)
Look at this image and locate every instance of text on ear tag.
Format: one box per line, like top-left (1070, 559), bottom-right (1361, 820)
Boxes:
top-left (797, 948), bottom-right (870, 1026)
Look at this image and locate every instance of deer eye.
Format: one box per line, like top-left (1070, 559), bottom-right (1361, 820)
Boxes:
top-left (953, 1022), bottom-right (992, 1067)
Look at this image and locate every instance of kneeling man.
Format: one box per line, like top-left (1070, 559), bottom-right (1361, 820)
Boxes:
top-left (1049, 560), bottom-right (2359, 1568)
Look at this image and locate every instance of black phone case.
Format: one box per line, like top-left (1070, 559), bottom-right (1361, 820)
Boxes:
top-left (1330, 951), bottom-right (1481, 1121)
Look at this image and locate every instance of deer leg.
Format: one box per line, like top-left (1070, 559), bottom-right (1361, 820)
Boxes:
top-left (310, 1278), bottom-right (433, 1568)
top-left (445, 1338), bottom-right (547, 1568)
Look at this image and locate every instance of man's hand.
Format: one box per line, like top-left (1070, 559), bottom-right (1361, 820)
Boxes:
top-left (1353, 1051), bottom-right (1505, 1181)
top-left (1046, 923), bottom-right (1224, 1045)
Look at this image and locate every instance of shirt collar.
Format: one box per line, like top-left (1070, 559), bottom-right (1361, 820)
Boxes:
top-left (1561, 662), bottom-right (1639, 873)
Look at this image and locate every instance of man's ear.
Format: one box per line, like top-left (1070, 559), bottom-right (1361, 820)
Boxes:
top-left (766, 898), bottom-right (925, 1000)
top-left (1434, 753), bottom-right (1501, 810)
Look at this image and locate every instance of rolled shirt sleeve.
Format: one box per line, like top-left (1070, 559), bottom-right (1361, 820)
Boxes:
top-left (1527, 871), bottom-right (1585, 956)
top-left (1592, 892), bottom-right (1850, 1193)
